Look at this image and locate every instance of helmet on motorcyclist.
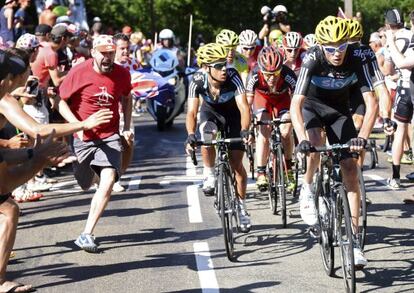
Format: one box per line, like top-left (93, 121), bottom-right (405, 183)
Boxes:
top-left (159, 28), bottom-right (174, 40)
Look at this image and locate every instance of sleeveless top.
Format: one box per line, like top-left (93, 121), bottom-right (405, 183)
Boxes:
top-left (0, 7), bottom-right (14, 44)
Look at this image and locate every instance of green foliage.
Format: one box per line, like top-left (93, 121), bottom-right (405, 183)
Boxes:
top-left (84, 0), bottom-right (414, 46)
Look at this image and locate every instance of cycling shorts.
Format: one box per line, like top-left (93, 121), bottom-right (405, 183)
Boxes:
top-left (303, 97), bottom-right (357, 160)
top-left (252, 90), bottom-right (290, 117)
top-left (199, 107), bottom-right (243, 151)
top-left (394, 85), bottom-right (414, 123)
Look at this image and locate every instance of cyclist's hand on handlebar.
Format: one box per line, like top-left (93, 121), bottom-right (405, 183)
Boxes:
top-left (297, 140), bottom-right (312, 154)
top-left (383, 118), bottom-right (397, 136)
top-left (185, 134), bottom-right (197, 155)
top-left (350, 137), bottom-right (367, 152)
top-left (240, 129), bottom-right (254, 144)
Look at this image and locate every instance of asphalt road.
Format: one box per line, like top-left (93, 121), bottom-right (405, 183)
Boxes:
top-left (8, 112), bottom-right (414, 293)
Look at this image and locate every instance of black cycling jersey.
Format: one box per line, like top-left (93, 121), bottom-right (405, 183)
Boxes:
top-left (294, 44), bottom-right (373, 105)
top-left (352, 43), bottom-right (384, 87)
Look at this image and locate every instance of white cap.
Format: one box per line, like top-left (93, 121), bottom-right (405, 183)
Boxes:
top-left (93, 17), bottom-right (102, 23)
top-left (273, 5), bottom-right (288, 14)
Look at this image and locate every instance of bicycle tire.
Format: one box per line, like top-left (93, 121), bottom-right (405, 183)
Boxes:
top-left (315, 170), bottom-right (334, 276)
top-left (368, 140), bottom-right (378, 169)
top-left (267, 152), bottom-right (277, 215)
top-left (357, 169), bottom-right (367, 250)
top-left (276, 145), bottom-right (287, 227)
top-left (336, 185), bottom-right (356, 293)
top-left (292, 157), bottom-right (300, 197)
top-left (218, 164), bottom-right (236, 261)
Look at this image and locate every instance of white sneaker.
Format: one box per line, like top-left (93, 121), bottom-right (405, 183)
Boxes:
top-left (238, 205), bottom-right (251, 233)
top-left (353, 246), bottom-right (368, 268)
top-left (299, 186), bottom-right (318, 226)
top-left (202, 175), bottom-right (215, 195)
top-left (27, 181), bottom-right (52, 192)
top-left (112, 181), bottom-right (125, 192)
top-left (387, 178), bottom-right (401, 190)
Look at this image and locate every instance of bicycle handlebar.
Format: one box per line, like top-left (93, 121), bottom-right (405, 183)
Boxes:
top-left (254, 118), bottom-right (292, 126)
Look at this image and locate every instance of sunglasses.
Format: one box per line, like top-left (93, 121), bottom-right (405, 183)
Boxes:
top-left (322, 42), bottom-right (348, 54)
top-left (285, 48), bottom-right (298, 54)
top-left (242, 46), bottom-right (255, 51)
top-left (209, 61), bottom-right (227, 70)
top-left (261, 69), bottom-right (282, 78)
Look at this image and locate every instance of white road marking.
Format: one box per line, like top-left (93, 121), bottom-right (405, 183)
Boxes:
top-left (364, 174), bottom-right (386, 185)
top-left (187, 185), bottom-right (203, 223)
top-left (193, 242), bottom-right (219, 293)
top-left (126, 176), bottom-right (141, 190)
top-left (186, 155), bottom-right (197, 176)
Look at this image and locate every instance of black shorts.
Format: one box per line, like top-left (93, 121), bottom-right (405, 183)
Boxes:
top-left (303, 97), bottom-right (357, 160)
top-left (394, 85), bottom-right (414, 123)
top-left (199, 105), bottom-right (243, 151)
top-left (349, 83), bottom-right (365, 116)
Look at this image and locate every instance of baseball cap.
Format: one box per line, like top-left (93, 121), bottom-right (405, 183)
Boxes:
top-left (273, 5), bottom-right (288, 14)
top-left (51, 23), bottom-right (73, 38)
top-left (93, 35), bottom-right (116, 52)
top-left (384, 8), bottom-right (404, 25)
top-left (56, 15), bottom-right (72, 25)
top-left (35, 24), bottom-right (52, 36)
top-left (122, 26), bottom-right (133, 34)
top-left (16, 33), bottom-right (42, 50)
top-left (369, 32), bottom-right (381, 43)
top-left (0, 50), bottom-right (27, 81)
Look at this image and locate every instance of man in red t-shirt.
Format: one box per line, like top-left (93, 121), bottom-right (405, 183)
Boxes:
top-left (58, 34), bottom-right (133, 253)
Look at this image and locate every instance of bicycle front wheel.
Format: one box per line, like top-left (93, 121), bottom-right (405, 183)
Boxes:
top-left (357, 169), bottom-right (367, 250)
top-left (336, 185), bottom-right (356, 293)
top-left (276, 145), bottom-right (287, 227)
top-left (218, 164), bottom-right (236, 261)
top-left (267, 152), bottom-right (277, 215)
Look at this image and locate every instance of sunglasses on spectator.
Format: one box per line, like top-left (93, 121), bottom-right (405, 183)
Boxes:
top-left (261, 69), bottom-right (282, 78)
top-left (242, 46), bottom-right (255, 51)
top-left (209, 61), bottom-right (227, 70)
top-left (322, 42), bottom-right (348, 54)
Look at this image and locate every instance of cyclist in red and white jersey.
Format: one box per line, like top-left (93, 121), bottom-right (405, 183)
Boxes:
top-left (246, 46), bottom-right (297, 190)
top-left (281, 31), bottom-right (306, 76)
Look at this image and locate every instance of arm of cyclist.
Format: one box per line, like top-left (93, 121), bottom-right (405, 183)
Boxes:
top-left (235, 92), bottom-right (252, 143)
top-left (185, 87), bottom-right (200, 154)
top-left (245, 69), bottom-right (257, 106)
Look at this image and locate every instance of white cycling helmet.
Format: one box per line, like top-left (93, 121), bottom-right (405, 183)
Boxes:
top-left (282, 31), bottom-right (303, 48)
top-left (239, 29), bottom-right (257, 47)
top-left (304, 33), bottom-right (317, 48)
top-left (159, 28), bottom-right (174, 40)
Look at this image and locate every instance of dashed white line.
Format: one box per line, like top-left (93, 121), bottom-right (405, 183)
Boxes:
top-left (364, 174), bottom-right (386, 185)
top-left (193, 242), bottom-right (219, 293)
top-left (126, 175), bottom-right (141, 190)
top-left (187, 185), bottom-right (203, 223)
top-left (186, 156), bottom-right (197, 176)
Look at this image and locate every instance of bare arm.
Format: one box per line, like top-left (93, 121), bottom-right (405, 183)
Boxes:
top-left (258, 24), bottom-right (269, 40)
top-left (290, 94), bottom-right (307, 142)
top-left (374, 83), bottom-right (392, 119)
top-left (49, 68), bottom-right (66, 87)
top-left (235, 93), bottom-right (251, 131)
top-left (385, 30), bottom-right (414, 69)
top-left (122, 93), bottom-right (133, 132)
top-left (5, 8), bottom-right (13, 30)
top-left (359, 91), bottom-right (379, 140)
top-left (186, 97), bottom-right (199, 135)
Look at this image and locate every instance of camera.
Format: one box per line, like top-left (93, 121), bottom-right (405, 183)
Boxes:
top-left (26, 78), bottom-right (39, 97)
top-left (261, 6), bottom-right (277, 25)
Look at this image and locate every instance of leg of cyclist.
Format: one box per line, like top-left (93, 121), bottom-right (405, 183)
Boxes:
top-left (280, 111), bottom-right (294, 190)
top-left (199, 121), bottom-right (218, 195)
top-left (300, 127), bottom-right (325, 226)
top-left (229, 149), bottom-right (251, 232)
top-left (255, 110), bottom-right (272, 190)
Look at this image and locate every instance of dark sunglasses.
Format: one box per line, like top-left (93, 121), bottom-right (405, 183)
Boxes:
top-left (209, 61), bottom-right (227, 70)
top-left (285, 48), bottom-right (298, 54)
top-left (242, 46), bottom-right (255, 51)
top-left (322, 42), bottom-right (348, 54)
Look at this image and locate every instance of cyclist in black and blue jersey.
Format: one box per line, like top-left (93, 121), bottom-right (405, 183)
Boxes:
top-left (291, 16), bottom-right (379, 268)
top-left (185, 43), bottom-right (253, 232)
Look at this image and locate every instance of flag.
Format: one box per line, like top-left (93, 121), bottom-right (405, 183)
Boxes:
top-left (337, 7), bottom-right (348, 19)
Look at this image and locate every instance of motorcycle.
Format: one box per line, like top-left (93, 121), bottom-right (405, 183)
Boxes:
top-left (131, 49), bottom-right (186, 131)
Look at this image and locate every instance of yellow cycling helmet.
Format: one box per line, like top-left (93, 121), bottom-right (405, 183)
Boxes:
top-left (269, 29), bottom-right (283, 44)
top-left (216, 29), bottom-right (239, 48)
top-left (347, 19), bottom-right (363, 40)
top-left (196, 43), bottom-right (228, 66)
top-left (315, 16), bottom-right (349, 44)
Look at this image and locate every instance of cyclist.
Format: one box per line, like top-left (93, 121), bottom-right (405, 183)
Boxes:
top-left (216, 29), bottom-right (249, 85)
top-left (268, 29), bottom-right (283, 47)
top-left (291, 16), bottom-right (378, 268)
top-left (303, 33), bottom-right (317, 50)
top-left (281, 31), bottom-right (306, 76)
top-left (185, 43), bottom-right (252, 232)
top-left (238, 29), bottom-right (261, 73)
top-left (246, 46), bottom-right (296, 191)
top-left (346, 18), bottom-right (393, 169)
top-left (382, 9), bottom-right (414, 189)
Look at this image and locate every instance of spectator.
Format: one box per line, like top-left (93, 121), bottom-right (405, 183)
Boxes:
top-left (259, 5), bottom-right (291, 43)
top-left (38, 0), bottom-right (58, 27)
top-left (57, 35), bottom-right (133, 252)
top-left (34, 23), bottom-right (52, 42)
top-left (122, 25), bottom-right (132, 38)
top-left (91, 16), bottom-right (102, 39)
top-left (14, 0), bottom-right (33, 40)
top-left (0, 0), bottom-right (18, 46)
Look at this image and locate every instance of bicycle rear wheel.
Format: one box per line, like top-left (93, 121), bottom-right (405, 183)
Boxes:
top-left (357, 169), bottom-right (367, 250)
top-left (218, 164), bottom-right (236, 261)
top-left (336, 185), bottom-right (356, 293)
top-left (315, 170), bottom-right (334, 276)
top-left (276, 145), bottom-right (287, 227)
top-left (267, 152), bottom-right (277, 215)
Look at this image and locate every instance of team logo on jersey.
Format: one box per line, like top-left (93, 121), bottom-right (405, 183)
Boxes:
top-left (93, 86), bottom-right (115, 106)
top-left (353, 49), bottom-right (366, 61)
top-left (303, 52), bottom-right (316, 64)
